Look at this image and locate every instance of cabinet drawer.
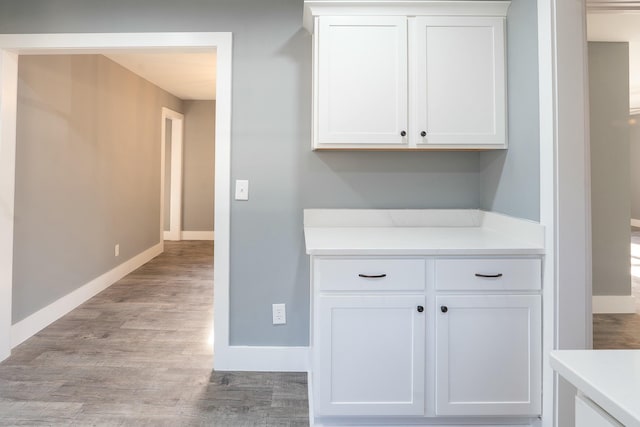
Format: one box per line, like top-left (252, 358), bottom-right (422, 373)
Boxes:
top-left (435, 258), bottom-right (541, 291)
top-left (314, 258), bottom-right (425, 291)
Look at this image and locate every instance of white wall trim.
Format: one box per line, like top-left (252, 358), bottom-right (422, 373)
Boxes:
top-left (631, 218), bottom-right (640, 227)
top-left (213, 345), bottom-right (310, 372)
top-left (592, 295), bottom-right (637, 314)
top-left (0, 33), bottom-right (233, 370)
top-left (0, 50), bottom-right (18, 362)
top-left (181, 231), bottom-right (214, 241)
top-left (11, 243), bottom-right (163, 348)
top-left (539, 0), bottom-right (592, 426)
top-left (160, 107), bottom-right (184, 243)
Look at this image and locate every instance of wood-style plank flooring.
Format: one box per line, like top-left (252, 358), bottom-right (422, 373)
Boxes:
top-left (593, 228), bottom-right (640, 349)
top-left (0, 241), bottom-right (309, 426)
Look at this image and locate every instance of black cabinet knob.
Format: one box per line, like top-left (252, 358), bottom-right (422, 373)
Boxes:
top-left (400, 130), bottom-right (407, 137)
top-left (417, 306), bottom-right (424, 313)
top-left (440, 306), bottom-right (448, 313)
top-left (420, 131), bottom-right (427, 137)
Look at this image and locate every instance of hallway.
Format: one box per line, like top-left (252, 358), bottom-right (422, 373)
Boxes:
top-left (593, 228), bottom-right (640, 349)
top-left (0, 241), bottom-right (308, 426)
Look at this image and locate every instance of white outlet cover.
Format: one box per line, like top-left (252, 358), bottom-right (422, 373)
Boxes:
top-left (272, 303), bottom-right (286, 325)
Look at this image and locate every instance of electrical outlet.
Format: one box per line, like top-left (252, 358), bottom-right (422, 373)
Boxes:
top-left (272, 303), bottom-right (286, 325)
top-left (115, 244), bottom-right (120, 257)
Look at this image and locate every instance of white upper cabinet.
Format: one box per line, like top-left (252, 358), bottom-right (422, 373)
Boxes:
top-left (411, 16), bottom-right (506, 147)
top-left (317, 16), bottom-right (408, 146)
top-left (304, 1), bottom-right (510, 150)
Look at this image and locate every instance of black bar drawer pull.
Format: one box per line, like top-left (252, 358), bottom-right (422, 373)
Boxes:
top-left (358, 273), bottom-right (387, 279)
top-left (475, 273), bottom-right (503, 278)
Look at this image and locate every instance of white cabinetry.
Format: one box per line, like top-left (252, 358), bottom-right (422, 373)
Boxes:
top-left (317, 16), bottom-right (408, 146)
top-left (435, 295), bottom-right (541, 416)
top-left (412, 17), bottom-right (506, 147)
top-left (575, 395), bottom-right (623, 427)
top-left (305, 1), bottom-right (510, 150)
top-left (312, 257), bottom-right (426, 416)
top-left (314, 294), bottom-right (426, 416)
top-left (311, 255), bottom-right (542, 423)
top-left (434, 258), bottom-right (542, 416)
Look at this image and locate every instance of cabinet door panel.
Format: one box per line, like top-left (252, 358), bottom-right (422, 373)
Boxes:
top-left (576, 395), bottom-right (623, 427)
top-left (412, 16), bottom-right (506, 147)
top-left (314, 295), bottom-right (425, 416)
top-left (435, 295), bottom-right (541, 416)
top-left (317, 16), bottom-right (408, 146)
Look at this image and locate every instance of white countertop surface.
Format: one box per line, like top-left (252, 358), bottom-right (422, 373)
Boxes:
top-left (550, 350), bottom-right (640, 427)
top-left (304, 226), bottom-right (544, 255)
top-left (303, 209), bottom-right (545, 256)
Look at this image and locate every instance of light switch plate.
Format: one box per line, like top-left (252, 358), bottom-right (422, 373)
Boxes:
top-left (235, 179), bottom-right (249, 201)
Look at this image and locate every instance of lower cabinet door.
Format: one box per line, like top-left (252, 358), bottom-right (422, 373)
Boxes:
top-left (575, 394), bottom-right (623, 427)
top-left (435, 294), bottom-right (541, 416)
top-left (314, 295), bottom-right (426, 416)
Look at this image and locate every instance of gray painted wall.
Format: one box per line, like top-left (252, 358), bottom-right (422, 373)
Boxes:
top-left (183, 100), bottom-right (215, 232)
top-left (588, 42), bottom-right (631, 297)
top-left (632, 113), bottom-right (640, 220)
top-left (479, 0), bottom-right (540, 221)
top-left (12, 55), bottom-right (183, 323)
top-left (1, 0), bottom-right (539, 346)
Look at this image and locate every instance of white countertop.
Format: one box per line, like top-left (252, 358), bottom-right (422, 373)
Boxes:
top-left (550, 350), bottom-right (640, 427)
top-left (303, 209), bottom-right (544, 256)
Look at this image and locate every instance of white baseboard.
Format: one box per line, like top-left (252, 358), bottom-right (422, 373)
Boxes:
top-left (632, 218), bottom-right (640, 227)
top-left (592, 295), bottom-right (637, 314)
top-left (11, 242), bottom-right (163, 348)
top-left (182, 231), bottom-right (214, 241)
top-left (214, 345), bottom-right (309, 372)
top-left (163, 230), bottom-right (214, 241)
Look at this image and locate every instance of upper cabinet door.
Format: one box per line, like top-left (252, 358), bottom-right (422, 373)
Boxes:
top-left (411, 16), bottom-right (506, 148)
top-left (316, 16), bottom-right (408, 148)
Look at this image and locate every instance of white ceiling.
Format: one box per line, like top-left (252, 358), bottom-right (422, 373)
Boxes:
top-left (587, 13), bottom-right (640, 113)
top-left (105, 52), bottom-right (217, 100)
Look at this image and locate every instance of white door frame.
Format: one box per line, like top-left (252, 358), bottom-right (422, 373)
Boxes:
top-left (161, 107), bottom-right (184, 242)
top-left (0, 33), bottom-right (232, 368)
top-left (538, 0), bottom-right (592, 426)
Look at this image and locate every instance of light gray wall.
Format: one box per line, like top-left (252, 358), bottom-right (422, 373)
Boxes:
top-left (479, 0), bottom-right (540, 221)
top-left (588, 42), bottom-right (631, 297)
top-left (632, 113), bottom-right (640, 220)
top-left (12, 54), bottom-right (183, 323)
top-left (0, 0), bottom-right (538, 346)
top-left (183, 100), bottom-right (215, 232)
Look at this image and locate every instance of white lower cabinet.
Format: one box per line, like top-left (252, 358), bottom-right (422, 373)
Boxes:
top-left (435, 295), bottom-right (542, 416)
top-left (314, 294), bottom-right (426, 416)
top-left (575, 394), bottom-right (623, 427)
top-left (311, 256), bottom-right (542, 424)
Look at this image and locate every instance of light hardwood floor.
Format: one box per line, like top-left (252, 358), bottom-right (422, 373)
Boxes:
top-left (593, 228), bottom-right (640, 349)
top-left (0, 241), bottom-right (309, 426)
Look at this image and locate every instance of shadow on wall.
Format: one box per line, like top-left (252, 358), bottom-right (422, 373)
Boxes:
top-left (304, 150), bottom-right (482, 209)
top-left (479, 150), bottom-right (508, 211)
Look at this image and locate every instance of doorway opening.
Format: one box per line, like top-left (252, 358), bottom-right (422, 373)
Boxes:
top-left (0, 33), bottom-right (232, 368)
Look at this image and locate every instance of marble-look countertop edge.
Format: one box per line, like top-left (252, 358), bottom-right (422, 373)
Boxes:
top-left (304, 225), bottom-right (545, 256)
top-left (306, 248), bottom-right (545, 256)
top-left (550, 350), bottom-right (640, 427)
